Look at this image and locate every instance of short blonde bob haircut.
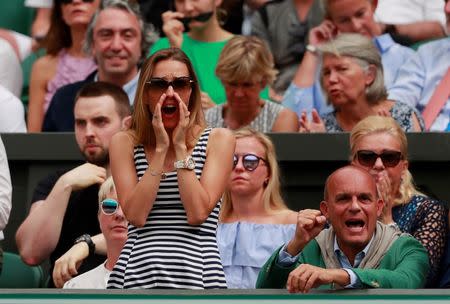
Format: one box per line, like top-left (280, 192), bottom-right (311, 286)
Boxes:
top-left (350, 116), bottom-right (424, 207)
top-left (318, 33), bottom-right (388, 104)
top-left (215, 35), bottom-right (278, 85)
top-left (131, 48), bottom-right (205, 148)
top-left (220, 128), bottom-right (289, 221)
top-left (98, 176), bottom-right (116, 203)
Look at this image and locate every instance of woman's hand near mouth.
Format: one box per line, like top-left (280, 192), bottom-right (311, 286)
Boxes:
top-left (153, 93), bottom-right (170, 153)
top-left (172, 94), bottom-right (190, 154)
top-left (375, 171), bottom-right (394, 224)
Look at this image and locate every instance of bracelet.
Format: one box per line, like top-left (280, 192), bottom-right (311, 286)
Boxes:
top-left (148, 166), bottom-right (170, 180)
top-left (149, 167), bottom-right (163, 177)
top-left (306, 44), bottom-right (319, 55)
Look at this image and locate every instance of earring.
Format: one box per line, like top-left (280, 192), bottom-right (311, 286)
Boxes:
top-left (263, 178), bottom-right (269, 186)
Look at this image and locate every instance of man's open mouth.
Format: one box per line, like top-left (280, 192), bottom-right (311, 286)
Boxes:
top-left (345, 220), bottom-right (365, 232)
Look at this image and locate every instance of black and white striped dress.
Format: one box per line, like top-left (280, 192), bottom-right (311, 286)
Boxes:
top-left (107, 128), bottom-right (227, 289)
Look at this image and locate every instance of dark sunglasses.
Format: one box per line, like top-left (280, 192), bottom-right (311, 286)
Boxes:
top-left (146, 77), bottom-right (194, 94)
top-left (180, 11), bottom-right (214, 28)
top-left (356, 150), bottom-right (403, 168)
top-left (99, 198), bottom-right (119, 215)
top-left (60, 0), bottom-right (95, 4)
top-left (233, 154), bottom-right (267, 172)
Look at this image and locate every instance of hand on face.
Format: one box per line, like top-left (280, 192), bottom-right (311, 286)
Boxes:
top-left (309, 20), bottom-right (338, 46)
top-left (375, 170), bottom-right (394, 224)
top-left (298, 110), bottom-right (326, 133)
top-left (172, 94), bottom-right (191, 149)
top-left (152, 93), bottom-right (171, 151)
top-left (162, 11), bottom-right (185, 48)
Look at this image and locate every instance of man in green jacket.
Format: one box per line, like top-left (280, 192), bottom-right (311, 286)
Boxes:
top-left (256, 165), bottom-right (429, 293)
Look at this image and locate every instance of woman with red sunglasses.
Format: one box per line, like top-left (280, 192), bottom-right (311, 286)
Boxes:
top-left (27, 0), bottom-right (99, 132)
top-left (217, 128), bottom-right (297, 288)
top-left (350, 115), bottom-right (448, 287)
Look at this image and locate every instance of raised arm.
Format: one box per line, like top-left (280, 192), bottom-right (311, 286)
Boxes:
top-left (176, 127), bottom-right (235, 225)
top-left (291, 20), bottom-right (337, 89)
top-left (161, 10), bottom-right (185, 48)
top-left (15, 164), bottom-right (106, 265)
top-left (271, 108), bottom-right (299, 132)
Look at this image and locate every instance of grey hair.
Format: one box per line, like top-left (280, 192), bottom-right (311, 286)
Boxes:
top-left (318, 33), bottom-right (387, 104)
top-left (84, 0), bottom-right (158, 66)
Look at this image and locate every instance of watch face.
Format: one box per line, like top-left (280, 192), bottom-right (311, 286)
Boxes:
top-left (186, 157), bottom-right (195, 170)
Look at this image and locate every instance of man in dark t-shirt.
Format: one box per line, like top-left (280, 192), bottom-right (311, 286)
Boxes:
top-left (15, 82), bottom-right (131, 287)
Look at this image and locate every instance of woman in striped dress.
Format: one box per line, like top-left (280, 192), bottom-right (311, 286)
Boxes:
top-left (107, 48), bottom-right (235, 289)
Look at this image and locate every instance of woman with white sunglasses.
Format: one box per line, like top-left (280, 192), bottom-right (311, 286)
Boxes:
top-left (53, 177), bottom-right (128, 288)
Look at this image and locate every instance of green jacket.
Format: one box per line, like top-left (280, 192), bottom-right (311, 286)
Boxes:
top-left (256, 235), bottom-right (429, 289)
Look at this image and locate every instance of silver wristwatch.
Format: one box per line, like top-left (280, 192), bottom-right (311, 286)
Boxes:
top-left (306, 44), bottom-right (319, 55)
top-left (174, 156), bottom-right (195, 170)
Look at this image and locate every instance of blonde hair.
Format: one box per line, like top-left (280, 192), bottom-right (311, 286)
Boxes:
top-left (318, 33), bottom-right (387, 104)
top-left (350, 116), bottom-right (424, 206)
top-left (98, 176), bottom-right (116, 203)
top-left (220, 128), bottom-right (289, 221)
top-left (131, 48), bottom-right (205, 148)
top-left (215, 35), bottom-right (278, 85)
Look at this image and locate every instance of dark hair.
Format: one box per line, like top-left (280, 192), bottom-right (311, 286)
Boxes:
top-left (75, 81), bottom-right (131, 118)
top-left (44, 1), bottom-right (72, 55)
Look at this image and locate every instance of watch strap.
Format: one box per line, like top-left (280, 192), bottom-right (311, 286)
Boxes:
top-left (74, 234), bottom-right (95, 256)
top-left (306, 44), bottom-right (318, 55)
top-left (174, 156), bottom-right (195, 170)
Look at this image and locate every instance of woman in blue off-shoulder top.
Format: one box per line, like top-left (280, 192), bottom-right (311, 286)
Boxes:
top-left (217, 128), bottom-right (297, 289)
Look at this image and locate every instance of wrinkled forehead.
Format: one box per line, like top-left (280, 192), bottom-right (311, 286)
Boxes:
top-left (327, 167), bottom-right (377, 197)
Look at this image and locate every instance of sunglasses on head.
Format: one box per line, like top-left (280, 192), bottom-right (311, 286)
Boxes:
top-left (233, 154), bottom-right (267, 172)
top-left (356, 150), bottom-right (403, 168)
top-left (60, 0), bottom-right (95, 4)
top-left (146, 77), bottom-right (194, 94)
top-left (99, 198), bottom-right (119, 215)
